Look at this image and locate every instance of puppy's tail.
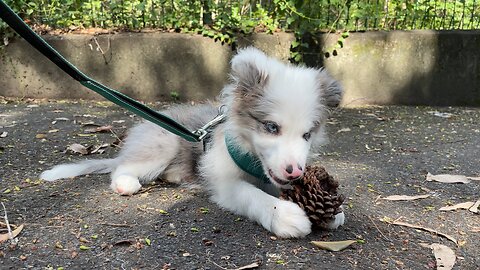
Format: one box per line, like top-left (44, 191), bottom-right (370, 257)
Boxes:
top-left (40, 158), bottom-right (117, 181)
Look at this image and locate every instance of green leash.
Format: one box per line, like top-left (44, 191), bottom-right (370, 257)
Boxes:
top-left (0, 1), bottom-right (271, 182)
top-left (0, 1), bottom-right (203, 142)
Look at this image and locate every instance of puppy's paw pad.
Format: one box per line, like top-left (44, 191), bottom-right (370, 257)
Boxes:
top-left (271, 200), bottom-right (312, 238)
top-left (111, 175), bottom-right (141, 196)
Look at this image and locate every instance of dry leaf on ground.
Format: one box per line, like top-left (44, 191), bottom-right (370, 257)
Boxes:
top-left (439, 202), bottom-right (475, 211)
top-left (430, 243), bottom-right (456, 270)
top-left (0, 132), bottom-right (7, 138)
top-left (382, 194), bottom-right (430, 201)
top-left (84, 125), bottom-right (113, 133)
top-left (54, 117), bottom-right (70, 121)
top-left (337, 128), bottom-right (351, 133)
top-left (469, 199), bottom-right (480, 213)
top-left (35, 133), bottom-right (47, 139)
top-left (67, 144), bottom-right (89, 155)
top-left (67, 143), bottom-right (109, 155)
top-left (90, 143), bottom-right (109, 154)
top-left (428, 111), bottom-right (454, 118)
top-left (235, 262), bottom-right (261, 270)
top-left (426, 173), bottom-right (480, 184)
top-left (382, 219), bottom-right (457, 245)
top-left (364, 113), bottom-right (386, 121)
top-left (0, 224), bottom-right (24, 242)
top-left (311, 240), bottom-right (357, 251)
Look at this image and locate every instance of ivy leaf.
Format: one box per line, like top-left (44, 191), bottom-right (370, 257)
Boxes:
top-left (291, 40), bottom-right (300, 48)
top-left (294, 53), bottom-right (302, 62)
top-left (79, 245), bottom-right (90, 251)
top-left (286, 17), bottom-right (296, 25)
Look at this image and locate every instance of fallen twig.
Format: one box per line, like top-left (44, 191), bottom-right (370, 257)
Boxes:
top-left (1, 202), bottom-right (14, 242)
top-left (137, 184), bottom-right (159, 194)
top-left (100, 222), bottom-right (133, 228)
top-left (381, 194), bottom-right (431, 201)
top-left (0, 203), bottom-right (23, 244)
top-left (0, 221), bottom-right (17, 229)
top-left (367, 215), bottom-right (391, 241)
top-left (92, 36), bottom-right (111, 65)
top-left (383, 218), bottom-right (457, 245)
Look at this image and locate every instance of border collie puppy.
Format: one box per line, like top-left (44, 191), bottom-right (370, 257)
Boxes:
top-left (41, 47), bottom-right (344, 238)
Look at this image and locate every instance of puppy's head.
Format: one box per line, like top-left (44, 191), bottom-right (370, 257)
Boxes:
top-left (222, 47), bottom-right (342, 187)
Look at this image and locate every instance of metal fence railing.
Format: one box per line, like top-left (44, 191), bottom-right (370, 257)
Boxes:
top-left (338, 0), bottom-right (480, 30)
top-left (1, 0), bottom-right (480, 33)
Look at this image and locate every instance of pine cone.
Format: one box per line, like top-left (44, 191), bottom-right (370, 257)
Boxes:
top-left (280, 165), bottom-right (345, 228)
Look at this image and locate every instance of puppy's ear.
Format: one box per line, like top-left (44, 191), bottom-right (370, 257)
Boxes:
top-left (230, 47), bottom-right (269, 93)
top-left (317, 69), bottom-right (343, 107)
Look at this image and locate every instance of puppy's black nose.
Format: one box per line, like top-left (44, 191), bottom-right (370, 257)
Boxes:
top-left (283, 163), bottom-right (304, 180)
top-left (285, 165), bottom-right (293, 174)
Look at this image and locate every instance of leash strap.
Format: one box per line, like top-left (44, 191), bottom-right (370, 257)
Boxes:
top-left (0, 1), bottom-right (203, 142)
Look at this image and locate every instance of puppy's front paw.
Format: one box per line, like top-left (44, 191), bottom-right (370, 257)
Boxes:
top-left (271, 200), bottom-right (312, 238)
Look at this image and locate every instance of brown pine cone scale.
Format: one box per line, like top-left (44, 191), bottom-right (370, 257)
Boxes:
top-left (280, 165), bottom-right (345, 228)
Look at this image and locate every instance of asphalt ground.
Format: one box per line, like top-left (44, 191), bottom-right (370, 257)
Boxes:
top-left (0, 98), bottom-right (479, 269)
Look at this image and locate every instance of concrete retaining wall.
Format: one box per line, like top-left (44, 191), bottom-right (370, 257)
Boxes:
top-left (1, 31), bottom-right (479, 106)
top-left (322, 30), bottom-right (480, 106)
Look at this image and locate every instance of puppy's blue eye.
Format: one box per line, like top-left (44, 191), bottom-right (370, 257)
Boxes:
top-left (303, 132), bottom-right (311, 141)
top-left (264, 121), bottom-right (279, 134)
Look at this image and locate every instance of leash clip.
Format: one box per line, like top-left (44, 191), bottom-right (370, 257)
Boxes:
top-left (194, 113), bottom-right (226, 141)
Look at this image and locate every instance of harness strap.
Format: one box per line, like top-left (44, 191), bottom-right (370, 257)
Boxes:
top-left (0, 1), bottom-right (202, 142)
top-left (224, 133), bottom-right (271, 184)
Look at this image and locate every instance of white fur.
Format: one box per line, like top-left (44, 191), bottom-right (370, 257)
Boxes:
top-left (40, 159), bottom-right (116, 181)
top-left (40, 47), bottom-right (345, 237)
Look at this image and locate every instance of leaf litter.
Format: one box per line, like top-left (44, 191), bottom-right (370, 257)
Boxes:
top-left (381, 194), bottom-right (431, 201)
top-left (420, 243), bottom-right (456, 270)
top-left (468, 199), bottom-right (479, 213)
top-left (0, 224), bottom-right (24, 242)
top-left (67, 144), bottom-right (89, 155)
top-left (1, 202), bottom-right (24, 243)
top-left (439, 202), bottom-right (475, 211)
top-left (428, 111), bottom-right (455, 119)
top-left (84, 125), bottom-right (113, 133)
top-left (311, 240), bottom-right (357, 251)
top-left (426, 173), bottom-right (480, 184)
top-left (235, 262), bottom-right (261, 270)
top-left (67, 143), bottom-right (110, 155)
top-left (337, 128), bottom-right (351, 133)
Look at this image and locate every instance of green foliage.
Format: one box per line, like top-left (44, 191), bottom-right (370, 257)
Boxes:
top-left (170, 91), bottom-right (179, 102)
top-left (2, 0), bottom-right (477, 33)
top-left (1, 0), bottom-right (479, 62)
